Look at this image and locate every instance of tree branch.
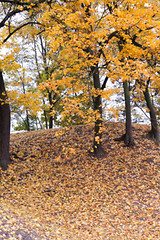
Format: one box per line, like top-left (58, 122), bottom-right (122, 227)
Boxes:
top-left (101, 76), bottom-right (109, 90)
top-left (3, 21), bottom-right (43, 43)
top-left (0, 0), bottom-right (30, 5)
top-left (0, 9), bottom-right (22, 28)
top-left (0, 0), bottom-right (49, 28)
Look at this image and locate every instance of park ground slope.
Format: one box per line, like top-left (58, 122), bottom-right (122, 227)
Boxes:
top-left (0, 122), bottom-right (160, 239)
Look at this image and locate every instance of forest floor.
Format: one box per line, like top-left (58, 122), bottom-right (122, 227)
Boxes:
top-left (0, 122), bottom-right (160, 240)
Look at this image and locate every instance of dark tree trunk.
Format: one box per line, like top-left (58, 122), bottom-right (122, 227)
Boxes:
top-left (91, 65), bottom-right (104, 155)
top-left (48, 91), bottom-right (53, 129)
top-left (43, 99), bottom-right (48, 129)
top-left (26, 110), bottom-right (30, 131)
top-left (0, 71), bottom-right (10, 170)
top-left (143, 84), bottom-right (159, 142)
top-left (123, 81), bottom-right (134, 146)
top-left (44, 109), bottom-right (48, 129)
top-left (116, 40), bottom-right (134, 146)
top-left (49, 114), bottom-right (53, 129)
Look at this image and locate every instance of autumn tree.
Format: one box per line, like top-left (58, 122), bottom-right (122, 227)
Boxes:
top-left (0, 0), bottom-right (159, 169)
top-left (0, 0), bottom-right (52, 169)
top-left (8, 67), bottom-right (42, 132)
top-left (37, 0), bottom-right (160, 151)
top-left (38, 1), bottom-right (117, 155)
top-left (33, 33), bottom-right (64, 129)
top-left (143, 79), bottom-right (159, 142)
top-left (130, 15), bottom-right (160, 142)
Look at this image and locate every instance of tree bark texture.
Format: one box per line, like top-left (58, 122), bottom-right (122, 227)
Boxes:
top-left (48, 91), bottom-right (53, 129)
top-left (116, 40), bottom-right (134, 146)
top-left (143, 85), bottom-right (159, 142)
top-left (26, 110), bottom-right (30, 131)
top-left (0, 71), bottom-right (10, 170)
top-left (123, 81), bottom-right (134, 146)
top-left (91, 65), bottom-right (104, 155)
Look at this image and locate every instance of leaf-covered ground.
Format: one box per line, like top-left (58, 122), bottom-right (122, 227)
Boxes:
top-left (0, 122), bottom-right (160, 239)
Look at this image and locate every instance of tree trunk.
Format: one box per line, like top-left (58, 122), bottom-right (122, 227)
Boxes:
top-left (116, 40), bottom-right (134, 146)
top-left (123, 81), bottom-right (134, 146)
top-left (48, 91), bottom-right (53, 129)
top-left (42, 99), bottom-right (48, 129)
top-left (44, 109), bottom-right (48, 129)
top-left (26, 110), bottom-right (30, 131)
top-left (143, 85), bottom-right (159, 142)
top-left (91, 65), bottom-right (104, 155)
top-left (49, 114), bottom-right (53, 129)
top-left (0, 71), bottom-right (10, 170)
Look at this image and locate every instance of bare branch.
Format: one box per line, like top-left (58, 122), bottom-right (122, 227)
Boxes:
top-left (0, 0), bottom-right (48, 28)
top-left (0, 0), bottom-right (30, 6)
top-left (101, 76), bottom-right (109, 90)
top-left (3, 21), bottom-right (43, 43)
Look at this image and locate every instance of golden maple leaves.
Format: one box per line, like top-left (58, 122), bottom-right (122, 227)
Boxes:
top-left (0, 0), bottom-right (160, 127)
top-left (35, 0), bottom-right (160, 124)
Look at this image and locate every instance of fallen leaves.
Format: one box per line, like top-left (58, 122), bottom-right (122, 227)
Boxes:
top-left (0, 122), bottom-right (160, 239)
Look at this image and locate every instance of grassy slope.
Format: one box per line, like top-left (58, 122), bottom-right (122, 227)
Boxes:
top-left (0, 122), bottom-right (160, 239)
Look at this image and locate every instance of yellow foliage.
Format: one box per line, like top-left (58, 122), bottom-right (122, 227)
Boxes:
top-left (0, 0), bottom-right (159, 127)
